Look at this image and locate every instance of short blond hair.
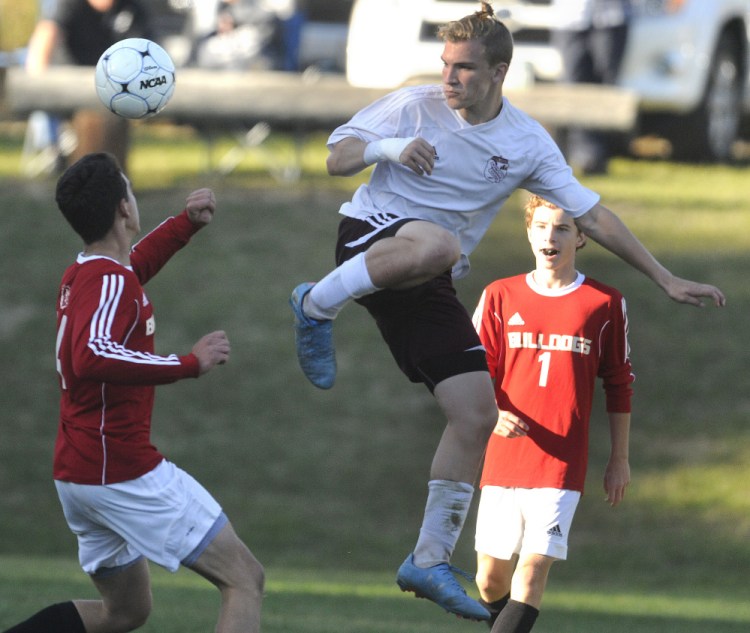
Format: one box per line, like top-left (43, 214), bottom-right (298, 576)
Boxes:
top-left (437, 2), bottom-right (513, 66)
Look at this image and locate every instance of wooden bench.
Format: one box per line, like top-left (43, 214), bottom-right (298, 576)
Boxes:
top-left (5, 66), bottom-right (639, 178)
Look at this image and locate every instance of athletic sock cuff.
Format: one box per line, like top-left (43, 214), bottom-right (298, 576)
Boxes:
top-left (4, 602), bottom-right (86, 633)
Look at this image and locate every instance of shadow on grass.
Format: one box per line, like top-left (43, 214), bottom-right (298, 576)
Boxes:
top-left (266, 590), bottom-right (750, 633)
top-left (1, 558), bottom-right (748, 633)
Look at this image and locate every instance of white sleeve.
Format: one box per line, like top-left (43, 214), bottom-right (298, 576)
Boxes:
top-left (327, 87), bottom-right (417, 149)
top-left (522, 130), bottom-right (600, 217)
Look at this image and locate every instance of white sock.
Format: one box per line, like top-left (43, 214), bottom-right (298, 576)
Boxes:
top-left (305, 252), bottom-right (378, 321)
top-left (412, 480), bottom-right (474, 568)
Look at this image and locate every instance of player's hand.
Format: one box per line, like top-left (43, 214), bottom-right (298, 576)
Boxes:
top-left (400, 138), bottom-right (438, 176)
top-left (663, 274), bottom-right (726, 308)
top-left (492, 410), bottom-right (529, 439)
top-left (192, 330), bottom-right (230, 375)
top-left (185, 188), bottom-right (216, 227)
top-left (603, 457), bottom-right (630, 506)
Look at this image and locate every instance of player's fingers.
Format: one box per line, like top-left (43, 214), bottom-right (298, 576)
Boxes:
top-left (610, 488), bottom-right (624, 506)
top-left (705, 287), bottom-right (726, 307)
top-left (605, 480), bottom-right (626, 506)
top-left (506, 423), bottom-right (527, 438)
top-left (417, 145), bottom-right (436, 172)
top-left (493, 422), bottom-right (514, 438)
top-left (403, 142), bottom-right (436, 175)
top-left (187, 189), bottom-right (216, 209)
top-left (405, 153), bottom-right (431, 175)
top-left (212, 330), bottom-right (230, 347)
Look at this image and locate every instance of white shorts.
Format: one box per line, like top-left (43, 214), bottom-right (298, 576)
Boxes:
top-left (55, 460), bottom-right (226, 576)
top-left (474, 486), bottom-right (581, 561)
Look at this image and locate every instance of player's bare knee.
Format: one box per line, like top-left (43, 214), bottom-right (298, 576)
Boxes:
top-left (105, 601), bottom-right (151, 633)
top-left (475, 568), bottom-right (505, 601)
top-left (480, 405), bottom-right (498, 438)
top-left (426, 231), bottom-right (461, 272)
top-left (474, 567), bottom-right (491, 596)
top-left (242, 557), bottom-right (265, 597)
top-left (124, 608), bottom-right (150, 632)
top-left (466, 399), bottom-right (500, 440)
top-left (224, 549), bottom-right (265, 597)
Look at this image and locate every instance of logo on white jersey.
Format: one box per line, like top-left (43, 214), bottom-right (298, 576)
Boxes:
top-left (507, 312), bottom-right (525, 326)
top-left (484, 155), bottom-right (509, 183)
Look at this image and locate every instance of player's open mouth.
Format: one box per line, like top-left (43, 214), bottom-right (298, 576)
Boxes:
top-left (541, 248), bottom-right (559, 256)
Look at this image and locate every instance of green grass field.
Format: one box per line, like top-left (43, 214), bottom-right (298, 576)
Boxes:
top-left (0, 125), bottom-right (748, 631)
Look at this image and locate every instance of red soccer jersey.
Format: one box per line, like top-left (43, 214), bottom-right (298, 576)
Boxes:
top-left (474, 272), bottom-right (634, 493)
top-left (54, 211), bottom-right (201, 485)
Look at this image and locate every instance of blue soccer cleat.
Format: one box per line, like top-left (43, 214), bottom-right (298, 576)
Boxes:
top-left (289, 282), bottom-right (336, 389)
top-left (396, 554), bottom-right (490, 621)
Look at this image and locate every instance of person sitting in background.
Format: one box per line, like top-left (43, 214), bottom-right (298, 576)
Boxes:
top-left (24, 0), bottom-right (156, 172)
top-left (186, 0), bottom-right (298, 71)
top-left (551, 0), bottom-right (631, 175)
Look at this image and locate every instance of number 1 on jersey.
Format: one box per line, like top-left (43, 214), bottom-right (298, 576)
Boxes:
top-left (537, 351), bottom-right (551, 387)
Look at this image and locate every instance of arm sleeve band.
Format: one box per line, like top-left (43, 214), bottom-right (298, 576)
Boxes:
top-left (363, 137), bottom-right (416, 165)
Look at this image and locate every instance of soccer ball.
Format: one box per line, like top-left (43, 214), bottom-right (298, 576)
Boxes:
top-left (95, 38), bottom-right (175, 119)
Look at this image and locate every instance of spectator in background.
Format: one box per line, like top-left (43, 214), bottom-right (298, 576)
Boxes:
top-left (24, 0), bottom-right (156, 171)
top-left (186, 0), bottom-right (302, 71)
top-left (551, 0), bottom-right (631, 175)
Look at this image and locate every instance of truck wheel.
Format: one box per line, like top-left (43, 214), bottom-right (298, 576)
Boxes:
top-left (669, 32), bottom-right (743, 161)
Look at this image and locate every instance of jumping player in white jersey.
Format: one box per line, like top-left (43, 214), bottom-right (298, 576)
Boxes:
top-left (472, 194), bottom-right (633, 632)
top-left (289, 2), bottom-right (724, 621)
top-left (3, 153), bottom-right (264, 633)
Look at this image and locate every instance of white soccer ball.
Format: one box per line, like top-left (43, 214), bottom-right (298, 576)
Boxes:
top-left (95, 38), bottom-right (175, 119)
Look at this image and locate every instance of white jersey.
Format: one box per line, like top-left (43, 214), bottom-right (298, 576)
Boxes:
top-left (328, 84), bottom-right (600, 278)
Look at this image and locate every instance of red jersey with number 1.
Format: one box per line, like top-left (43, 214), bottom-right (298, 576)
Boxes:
top-left (473, 272), bottom-right (634, 493)
top-left (54, 211), bottom-right (201, 485)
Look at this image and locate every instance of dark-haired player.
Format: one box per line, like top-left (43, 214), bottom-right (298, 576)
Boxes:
top-left (3, 153), bottom-right (263, 633)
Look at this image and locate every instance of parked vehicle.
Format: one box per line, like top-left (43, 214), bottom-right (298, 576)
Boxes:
top-left (346, 0), bottom-right (750, 160)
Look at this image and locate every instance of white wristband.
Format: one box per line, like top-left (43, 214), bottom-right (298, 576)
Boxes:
top-left (363, 137), bottom-right (416, 165)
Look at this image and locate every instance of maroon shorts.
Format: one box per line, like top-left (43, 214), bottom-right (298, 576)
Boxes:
top-left (335, 214), bottom-right (488, 391)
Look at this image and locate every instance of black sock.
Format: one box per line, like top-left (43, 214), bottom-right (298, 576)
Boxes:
top-left (490, 599), bottom-right (539, 633)
top-left (3, 602), bottom-right (86, 633)
top-left (480, 593), bottom-right (510, 628)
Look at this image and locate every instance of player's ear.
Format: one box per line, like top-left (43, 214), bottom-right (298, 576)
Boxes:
top-left (116, 196), bottom-right (131, 219)
top-left (493, 62), bottom-right (509, 84)
top-left (576, 231), bottom-right (587, 251)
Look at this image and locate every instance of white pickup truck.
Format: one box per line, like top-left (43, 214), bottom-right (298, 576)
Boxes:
top-left (345, 0), bottom-right (750, 161)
